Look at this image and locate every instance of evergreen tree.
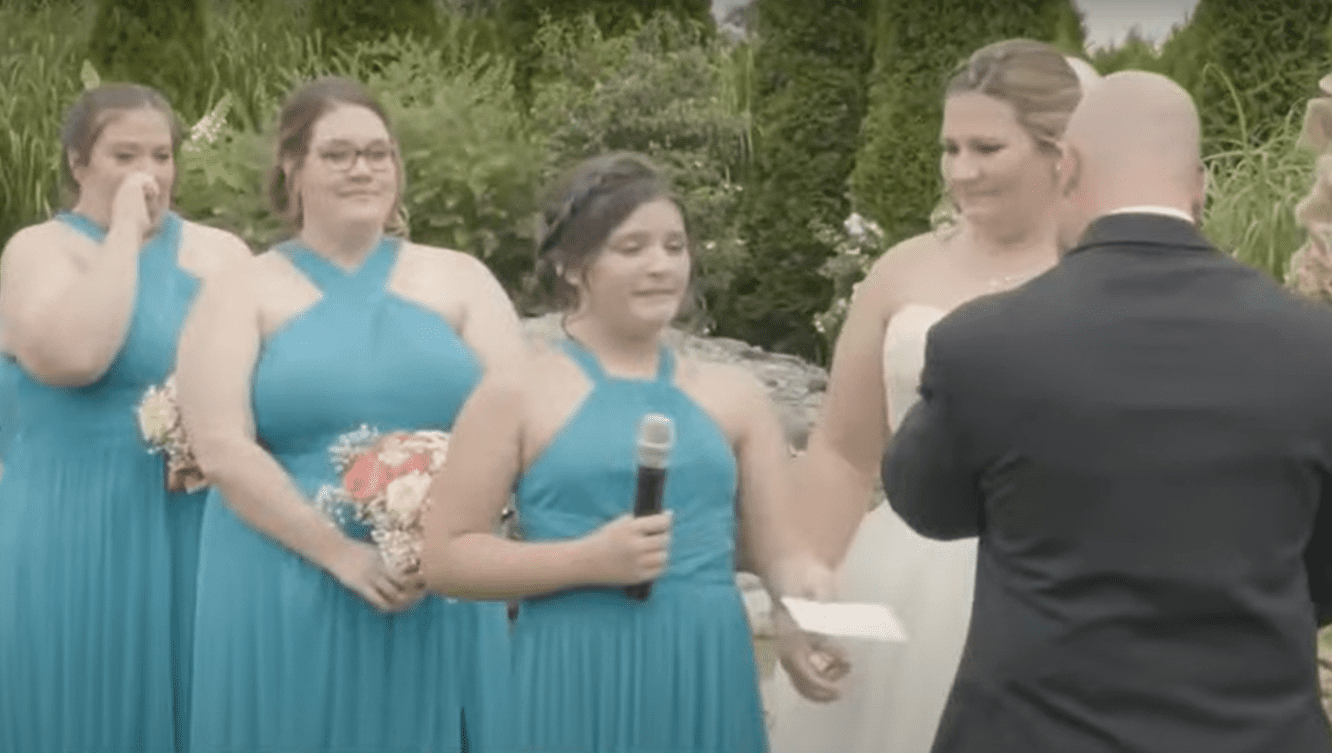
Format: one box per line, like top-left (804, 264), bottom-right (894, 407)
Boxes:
top-left (1159, 0), bottom-right (1332, 154)
top-left (86, 0), bottom-right (208, 119)
top-left (848, 0), bottom-right (1084, 248)
top-left (1090, 27), bottom-right (1161, 75)
top-left (711, 0), bottom-right (871, 360)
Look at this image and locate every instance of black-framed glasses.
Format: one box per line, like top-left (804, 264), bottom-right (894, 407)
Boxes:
top-left (315, 142), bottom-right (396, 172)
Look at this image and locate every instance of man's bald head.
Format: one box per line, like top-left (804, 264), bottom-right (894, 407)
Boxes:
top-left (1055, 71), bottom-right (1206, 251)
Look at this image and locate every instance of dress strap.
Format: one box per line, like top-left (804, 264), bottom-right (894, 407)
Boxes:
top-left (54, 211), bottom-right (107, 242)
top-left (55, 211), bottom-right (183, 272)
top-left (560, 338), bottom-right (607, 384)
top-left (655, 345), bottom-right (676, 385)
top-left (55, 210), bottom-right (181, 248)
top-left (275, 236), bottom-right (397, 294)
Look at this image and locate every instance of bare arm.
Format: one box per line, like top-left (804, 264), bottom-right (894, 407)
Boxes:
top-left (421, 370), bottom-right (670, 600)
top-left (421, 373), bottom-right (602, 600)
top-left (176, 260), bottom-right (418, 612)
top-left (453, 252), bottom-right (526, 374)
top-left (0, 175), bottom-right (158, 385)
top-left (797, 253), bottom-right (901, 565)
top-left (175, 260), bottom-right (348, 566)
top-left (729, 367), bottom-right (806, 585)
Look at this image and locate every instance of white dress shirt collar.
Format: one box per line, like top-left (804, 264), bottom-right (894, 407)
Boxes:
top-left (1105, 205), bottom-right (1195, 224)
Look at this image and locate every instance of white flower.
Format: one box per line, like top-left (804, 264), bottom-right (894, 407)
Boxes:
top-left (384, 471), bottom-right (432, 521)
top-left (80, 60), bottom-right (100, 91)
top-left (137, 383), bottom-right (178, 447)
top-left (376, 434), bottom-right (414, 466)
top-left (843, 212), bottom-right (883, 245)
top-left (184, 93), bottom-right (232, 153)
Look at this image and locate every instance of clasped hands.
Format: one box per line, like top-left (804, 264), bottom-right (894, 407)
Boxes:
top-left (768, 554), bottom-right (851, 703)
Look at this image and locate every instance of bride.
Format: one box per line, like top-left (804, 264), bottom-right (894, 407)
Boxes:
top-left (767, 40), bottom-right (1097, 753)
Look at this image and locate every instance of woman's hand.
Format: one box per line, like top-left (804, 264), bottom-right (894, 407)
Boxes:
top-left (326, 539), bottom-right (425, 613)
top-left (109, 172), bottom-right (159, 239)
top-left (583, 511), bottom-right (673, 586)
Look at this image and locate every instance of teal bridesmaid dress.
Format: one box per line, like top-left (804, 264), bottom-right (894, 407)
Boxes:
top-left (0, 355), bottom-right (19, 462)
top-left (188, 237), bottom-right (511, 753)
top-left (0, 211), bottom-right (205, 753)
top-left (511, 339), bottom-right (768, 753)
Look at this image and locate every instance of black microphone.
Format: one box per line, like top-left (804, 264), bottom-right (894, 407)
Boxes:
top-left (626, 413), bottom-right (674, 601)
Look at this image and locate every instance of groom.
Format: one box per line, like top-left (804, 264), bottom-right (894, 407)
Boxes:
top-left (881, 71), bottom-right (1332, 753)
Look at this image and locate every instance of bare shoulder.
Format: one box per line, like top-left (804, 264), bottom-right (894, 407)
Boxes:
top-left (680, 356), bottom-right (769, 410)
top-left (208, 246), bottom-right (283, 297)
top-left (402, 242), bottom-right (492, 277)
top-left (850, 230), bottom-right (945, 322)
top-left (865, 231), bottom-right (942, 290)
top-left (180, 220), bottom-right (252, 276)
top-left (1, 220), bottom-right (74, 265)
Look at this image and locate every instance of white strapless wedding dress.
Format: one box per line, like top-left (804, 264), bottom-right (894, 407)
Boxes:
top-left (767, 304), bottom-right (978, 753)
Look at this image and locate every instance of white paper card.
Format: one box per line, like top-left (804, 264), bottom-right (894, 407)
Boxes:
top-left (780, 597), bottom-right (909, 643)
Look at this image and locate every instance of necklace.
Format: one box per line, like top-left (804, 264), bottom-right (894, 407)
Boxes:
top-left (984, 264), bottom-right (1048, 291)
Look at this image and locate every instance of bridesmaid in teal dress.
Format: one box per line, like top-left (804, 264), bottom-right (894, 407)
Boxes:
top-left (176, 77), bottom-right (523, 753)
top-left (421, 153), bottom-right (814, 753)
top-left (0, 84), bottom-right (250, 753)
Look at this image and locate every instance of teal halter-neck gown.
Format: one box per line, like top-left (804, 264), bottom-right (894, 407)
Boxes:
top-left (0, 211), bottom-right (206, 753)
top-left (188, 237), bottom-right (511, 753)
top-left (511, 339), bottom-right (768, 753)
top-left (0, 354), bottom-right (18, 462)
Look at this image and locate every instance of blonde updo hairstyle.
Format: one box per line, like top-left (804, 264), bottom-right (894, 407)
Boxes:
top-left (932, 39), bottom-right (1088, 233)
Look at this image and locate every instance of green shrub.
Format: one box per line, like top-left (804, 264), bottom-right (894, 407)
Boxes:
top-left (719, 0), bottom-right (871, 361)
top-left (1089, 28), bottom-right (1163, 75)
top-left (372, 42), bottom-right (546, 293)
top-left (311, 0), bottom-right (441, 47)
top-left (1160, 0), bottom-right (1332, 156)
top-left (527, 12), bottom-right (753, 324)
top-left (499, 0), bottom-right (714, 104)
top-left (0, 1), bottom-right (95, 246)
top-left (850, 0), bottom-right (1085, 250)
top-left (86, 0), bottom-right (211, 121)
top-left (1202, 106), bottom-right (1312, 281)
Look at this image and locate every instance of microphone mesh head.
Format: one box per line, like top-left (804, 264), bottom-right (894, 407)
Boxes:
top-left (636, 413), bottom-right (674, 469)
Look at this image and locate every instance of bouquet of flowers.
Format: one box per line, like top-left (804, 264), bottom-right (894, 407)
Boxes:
top-left (314, 426), bottom-right (451, 574)
top-left (136, 375), bottom-right (207, 493)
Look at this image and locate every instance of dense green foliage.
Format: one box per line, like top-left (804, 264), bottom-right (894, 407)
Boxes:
top-left (850, 0), bottom-right (1085, 249)
top-left (716, 0), bottom-right (871, 360)
top-left (87, 0), bottom-right (210, 120)
top-left (499, 0), bottom-right (713, 104)
top-left (1159, 0), bottom-right (1332, 155)
top-left (526, 14), bottom-right (753, 321)
top-left (311, 0), bottom-right (441, 47)
top-left (1089, 28), bottom-right (1162, 75)
top-left (1, 0), bottom-right (1327, 361)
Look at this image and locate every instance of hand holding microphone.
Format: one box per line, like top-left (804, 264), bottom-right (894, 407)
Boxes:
top-left (584, 413), bottom-right (675, 594)
top-left (626, 413), bottom-right (673, 600)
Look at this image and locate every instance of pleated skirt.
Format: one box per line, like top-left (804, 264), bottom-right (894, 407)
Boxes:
top-left (0, 432), bottom-right (183, 753)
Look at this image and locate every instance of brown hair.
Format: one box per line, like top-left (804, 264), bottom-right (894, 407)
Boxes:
top-left (59, 83), bottom-right (183, 205)
top-left (267, 76), bottom-right (405, 232)
top-left (533, 152), bottom-right (691, 312)
top-left (945, 38), bottom-right (1083, 154)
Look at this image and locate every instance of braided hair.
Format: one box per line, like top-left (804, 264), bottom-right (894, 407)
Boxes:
top-left (532, 152), bottom-right (691, 312)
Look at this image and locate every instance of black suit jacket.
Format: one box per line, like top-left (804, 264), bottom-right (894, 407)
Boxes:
top-left (882, 213), bottom-right (1332, 753)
